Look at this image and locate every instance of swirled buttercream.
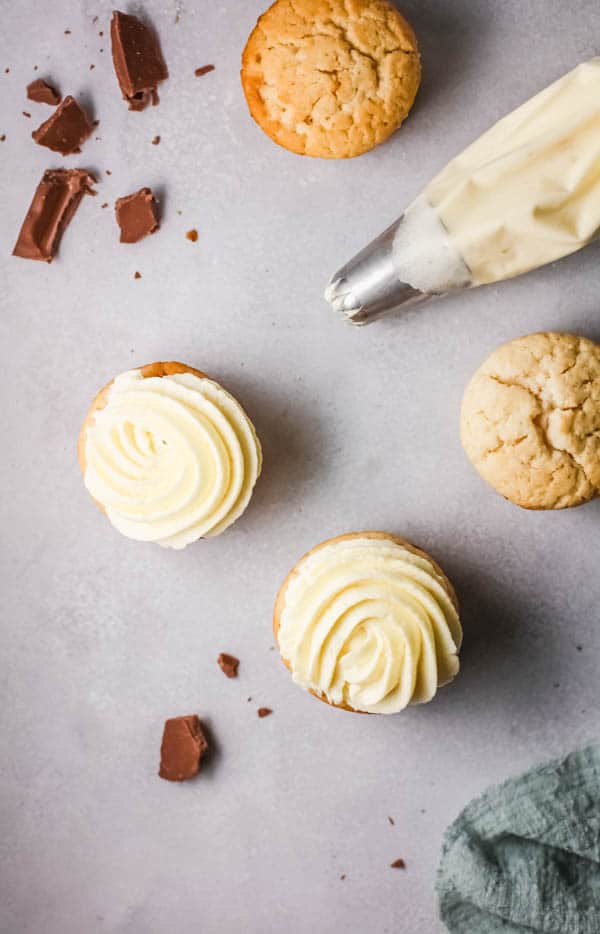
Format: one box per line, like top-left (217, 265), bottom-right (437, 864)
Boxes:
top-left (275, 534), bottom-right (461, 714)
top-left (82, 366), bottom-right (262, 548)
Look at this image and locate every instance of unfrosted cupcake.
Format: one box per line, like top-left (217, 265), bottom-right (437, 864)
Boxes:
top-left (273, 532), bottom-right (461, 714)
top-left (79, 362), bottom-right (262, 548)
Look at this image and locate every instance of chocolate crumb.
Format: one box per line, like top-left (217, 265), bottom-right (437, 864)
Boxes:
top-left (106, 169), bottom-right (112, 175)
top-left (388, 817), bottom-right (395, 826)
top-left (390, 859), bottom-right (406, 870)
top-left (101, 202), bottom-right (108, 208)
top-left (32, 96), bottom-right (93, 155)
top-left (195, 65), bottom-right (215, 77)
top-left (576, 645), bottom-right (583, 652)
top-left (257, 707), bottom-right (273, 718)
top-left (5, 68), bottom-right (10, 73)
top-left (158, 715), bottom-right (208, 782)
top-left (177, 210), bottom-right (182, 215)
top-left (134, 271), bottom-right (141, 279)
top-left (22, 111), bottom-right (31, 118)
top-left (99, 30), bottom-right (104, 36)
top-left (217, 653), bottom-right (239, 679)
top-left (13, 168), bottom-right (96, 262)
top-left (34, 66), bottom-right (38, 71)
top-left (247, 697), bottom-right (252, 702)
top-left (92, 119), bottom-right (99, 126)
top-left (90, 64), bottom-right (95, 70)
top-left (0, 135), bottom-right (5, 141)
top-left (27, 79), bottom-right (60, 105)
top-left (115, 187), bottom-right (159, 243)
top-left (186, 228), bottom-right (198, 242)
top-left (64, 29), bottom-right (71, 34)
top-left (151, 134), bottom-right (160, 145)
top-left (340, 874), bottom-right (346, 881)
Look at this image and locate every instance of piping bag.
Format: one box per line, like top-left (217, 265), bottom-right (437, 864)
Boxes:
top-left (325, 59), bottom-right (600, 325)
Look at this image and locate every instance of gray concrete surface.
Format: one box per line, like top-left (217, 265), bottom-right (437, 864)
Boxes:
top-left (1, 1), bottom-right (599, 931)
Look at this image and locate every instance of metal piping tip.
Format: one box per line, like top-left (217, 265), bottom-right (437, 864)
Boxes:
top-left (324, 217), bottom-right (433, 325)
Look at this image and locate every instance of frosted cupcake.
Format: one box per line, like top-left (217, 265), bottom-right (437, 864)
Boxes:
top-left (79, 362), bottom-right (262, 548)
top-left (273, 532), bottom-right (461, 714)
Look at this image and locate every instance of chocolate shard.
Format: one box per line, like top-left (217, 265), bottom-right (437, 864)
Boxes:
top-left (159, 715), bottom-right (208, 782)
top-left (27, 78), bottom-right (61, 106)
top-left (390, 858), bottom-right (406, 869)
top-left (217, 653), bottom-right (239, 679)
top-left (195, 65), bottom-right (215, 77)
top-left (111, 10), bottom-right (168, 110)
top-left (32, 96), bottom-right (93, 156)
top-left (115, 187), bottom-right (159, 243)
top-left (13, 169), bottom-right (96, 262)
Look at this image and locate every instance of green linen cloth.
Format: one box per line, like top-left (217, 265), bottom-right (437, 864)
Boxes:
top-left (437, 745), bottom-right (600, 933)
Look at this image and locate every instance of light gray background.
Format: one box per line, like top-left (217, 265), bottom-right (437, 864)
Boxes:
top-left (1, 1), bottom-right (599, 932)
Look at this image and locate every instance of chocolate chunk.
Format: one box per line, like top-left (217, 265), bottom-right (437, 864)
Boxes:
top-left (186, 228), bottom-right (198, 242)
top-left (390, 858), bottom-right (406, 869)
top-left (13, 168), bottom-right (96, 262)
top-left (257, 707), bottom-right (273, 718)
top-left (115, 188), bottom-right (159, 243)
top-left (151, 134), bottom-right (160, 145)
top-left (27, 79), bottom-right (60, 106)
top-left (217, 653), bottom-right (239, 679)
top-left (111, 10), bottom-right (168, 111)
top-left (134, 271), bottom-right (141, 279)
top-left (32, 96), bottom-right (93, 156)
top-left (159, 715), bottom-right (208, 782)
top-left (195, 65), bottom-right (215, 77)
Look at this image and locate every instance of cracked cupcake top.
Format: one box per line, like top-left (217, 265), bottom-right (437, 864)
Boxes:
top-left (241, 0), bottom-right (421, 158)
top-left (460, 333), bottom-right (600, 510)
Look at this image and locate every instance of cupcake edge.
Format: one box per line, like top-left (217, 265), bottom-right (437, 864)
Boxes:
top-left (273, 531), bottom-right (459, 715)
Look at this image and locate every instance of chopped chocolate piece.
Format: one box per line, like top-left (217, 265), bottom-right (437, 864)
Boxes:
top-left (27, 79), bottom-right (60, 105)
top-left (217, 653), bottom-right (239, 679)
top-left (32, 96), bottom-right (93, 156)
top-left (111, 10), bottom-right (168, 111)
top-left (0, 135), bottom-right (5, 141)
top-left (115, 188), bottom-right (159, 243)
top-left (159, 715), bottom-right (208, 782)
top-left (195, 65), bottom-right (215, 77)
top-left (257, 707), bottom-right (272, 718)
top-left (151, 134), bottom-right (160, 145)
top-left (13, 168), bottom-right (96, 262)
top-left (22, 111), bottom-right (31, 118)
top-left (64, 29), bottom-right (71, 35)
top-left (93, 15), bottom-right (98, 23)
top-left (99, 30), bottom-right (104, 36)
top-left (101, 202), bottom-right (108, 208)
top-left (388, 816), bottom-right (395, 826)
top-left (134, 271), bottom-right (141, 279)
top-left (186, 228), bottom-right (198, 242)
top-left (90, 64), bottom-right (95, 70)
top-left (390, 858), bottom-right (406, 869)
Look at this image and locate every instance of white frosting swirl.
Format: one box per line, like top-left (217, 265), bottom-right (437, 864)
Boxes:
top-left (83, 368), bottom-right (262, 549)
top-left (277, 536), bottom-right (462, 714)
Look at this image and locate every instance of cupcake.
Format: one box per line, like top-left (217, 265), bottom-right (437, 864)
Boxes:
top-left (461, 332), bottom-right (600, 509)
top-left (241, 0), bottom-right (421, 159)
top-left (273, 532), bottom-right (461, 714)
top-left (79, 362), bottom-right (262, 548)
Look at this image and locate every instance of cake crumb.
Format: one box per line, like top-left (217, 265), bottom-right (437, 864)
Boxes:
top-left (186, 229), bottom-right (198, 242)
top-left (151, 135), bottom-right (160, 145)
top-left (134, 271), bottom-right (141, 279)
top-left (390, 859), bottom-right (406, 870)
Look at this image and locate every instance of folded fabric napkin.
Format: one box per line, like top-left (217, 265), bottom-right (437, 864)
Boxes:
top-left (437, 744), bottom-right (600, 933)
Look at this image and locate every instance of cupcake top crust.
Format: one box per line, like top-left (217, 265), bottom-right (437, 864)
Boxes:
top-left (275, 533), bottom-right (462, 714)
top-left (461, 332), bottom-right (600, 510)
top-left (241, 0), bottom-right (421, 158)
top-left (80, 365), bottom-right (262, 548)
